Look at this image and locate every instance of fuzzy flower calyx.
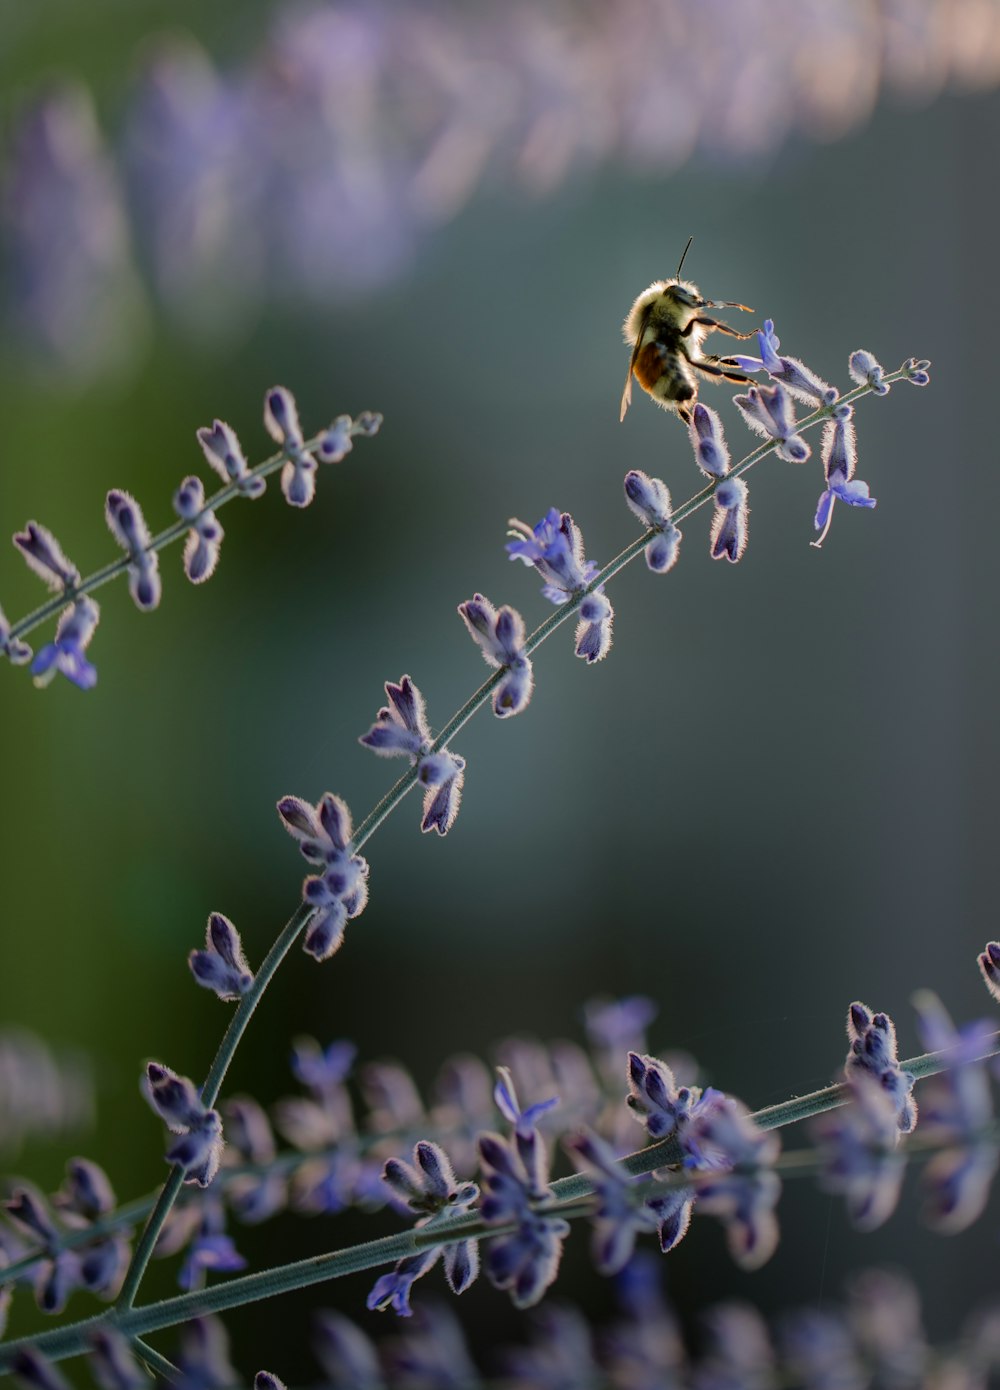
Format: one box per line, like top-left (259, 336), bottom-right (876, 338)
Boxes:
top-left (360, 676), bottom-right (466, 835)
top-left (105, 489), bottom-right (161, 611)
top-left (276, 792), bottom-right (370, 960)
top-left (844, 1002), bottom-right (917, 1133)
top-left (507, 508), bottom-right (614, 662)
top-left (188, 912), bottom-right (254, 1000)
top-left (458, 593), bottom-right (534, 718)
top-left (624, 471), bottom-right (682, 573)
top-left (144, 1062), bottom-right (224, 1187)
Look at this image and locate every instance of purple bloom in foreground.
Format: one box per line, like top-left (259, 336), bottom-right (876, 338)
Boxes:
top-left (178, 1196), bottom-right (246, 1290)
top-left (709, 476), bottom-right (749, 564)
top-left (687, 403), bottom-right (731, 479)
top-left (12, 1347), bottom-right (71, 1390)
top-left (494, 1065), bottom-right (559, 1138)
top-left (31, 597), bottom-right (100, 690)
top-left (734, 382), bottom-right (811, 462)
top-left (844, 1002), bottom-right (917, 1133)
top-left (728, 319), bottom-right (836, 406)
top-left (685, 1097), bottom-right (782, 1270)
top-left (812, 410), bottom-right (876, 548)
top-left (374, 1138), bottom-right (480, 1303)
top-left (458, 593), bottom-right (534, 718)
top-left (478, 1127), bottom-right (569, 1309)
top-left (276, 792), bottom-right (370, 960)
top-left (903, 357), bottom-right (931, 386)
top-left (188, 912), bottom-right (254, 1001)
top-left (254, 1375), bottom-right (286, 1390)
top-left (105, 489), bottom-right (161, 610)
top-left (812, 1075), bottom-right (906, 1231)
top-left (197, 418), bottom-right (266, 498)
top-left (506, 508), bottom-right (598, 603)
top-left (174, 1315), bottom-right (240, 1388)
top-left (144, 1062), bottom-right (224, 1187)
top-left (567, 1130), bottom-right (659, 1274)
top-left (849, 349), bottom-right (890, 395)
top-left (173, 475), bottom-right (224, 582)
top-left (360, 676), bottom-right (466, 835)
top-left (624, 470), bottom-right (682, 573)
top-left (13, 520), bottom-right (80, 592)
top-left (89, 1327), bottom-right (149, 1390)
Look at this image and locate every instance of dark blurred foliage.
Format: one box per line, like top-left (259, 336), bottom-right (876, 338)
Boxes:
top-left (2, 1), bottom-right (1000, 1383)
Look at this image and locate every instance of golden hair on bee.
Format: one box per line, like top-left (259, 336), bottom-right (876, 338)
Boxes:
top-left (620, 237), bottom-right (758, 425)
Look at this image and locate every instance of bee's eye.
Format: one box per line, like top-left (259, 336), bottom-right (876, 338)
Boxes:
top-left (671, 285), bottom-right (698, 306)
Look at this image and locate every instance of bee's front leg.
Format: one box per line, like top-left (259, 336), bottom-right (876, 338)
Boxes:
top-left (682, 317), bottom-right (758, 339)
top-left (691, 357), bottom-right (757, 384)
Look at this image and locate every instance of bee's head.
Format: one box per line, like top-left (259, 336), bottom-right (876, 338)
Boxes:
top-left (663, 277), bottom-right (704, 308)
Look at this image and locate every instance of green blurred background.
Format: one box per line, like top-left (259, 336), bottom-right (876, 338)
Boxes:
top-left (2, 0), bottom-right (999, 1381)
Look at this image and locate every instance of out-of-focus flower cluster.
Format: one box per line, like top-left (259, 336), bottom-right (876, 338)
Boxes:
top-left (5, 0), bottom-right (1000, 374)
top-left (0, 1031), bottom-right (94, 1158)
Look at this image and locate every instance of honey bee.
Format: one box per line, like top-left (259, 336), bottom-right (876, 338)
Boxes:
top-left (620, 237), bottom-right (758, 424)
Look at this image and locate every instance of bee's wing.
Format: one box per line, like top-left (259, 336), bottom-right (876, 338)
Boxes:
top-left (620, 307), bottom-right (652, 422)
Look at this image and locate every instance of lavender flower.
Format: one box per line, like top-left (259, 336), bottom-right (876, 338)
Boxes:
top-left (911, 990), bottom-right (997, 1233)
top-left (812, 412), bottom-right (876, 547)
top-left (373, 1139), bottom-right (480, 1301)
top-left (144, 1062), bottom-right (224, 1187)
top-left (812, 1075), bottom-right (906, 1231)
top-left (623, 470), bottom-right (682, 573)
top-left (359, 677), bottom-right (466, 835)
top-left (221, 1096), bottom-right (287, 1224)
top-left (848, 349), bottom-right (890, 395)
top-left (188, 912), bottom-right (255, 1001)
top-left (173, 1315), bottom-right (239, 1388)
top-left (457, 593), bottom-right (534, 718)
top-left (685, 1098), bottom-right (782, 1271)
top-left (709, 477), bottom-right (749, 564)
top-left (313, 1310), bottom-right (384, 1390)
top-left (265, 385), bottom-right (318, 509)
top-left (30, 597), bottom-right (100, 690)
top-left (566, 1130), bottom-right (659, 1274)
top-left (104, 490), bottom-right (161, 610)
top-left (477, 1127), bottom-right (570, 1309)
top-left (687, 403), bottom-right (732, 478)
top-left (13, 521), bottom-right (80, 592)
top-left (734, 383), bottom-right (811, 463)
top-left (574, 589), bottom-right (614, 663)
top-left (728, 320), bottom-right (836, 406)
top-left (844, 1002), bottom-right (917, 1133)
top-left (276, 792), bottom-right (370, 959)
top-left (0, 604), bottom-right (32, 665)
top-left (626, 1050), bottom-right (712, 1142)
top-left (177, 1196), bottom-right (246, 1290)
top-left (52, 1158), bottom-right (130, 1298)
top-left (173, 476), bottom-right (223, 583)
top-left (4, 1186), bottom-right (81, 1315)
top-left (254, 1375), bottom-right (286, 1390)
top-left (903, 357), bottom-right (931, 386)
top-left (506, 508), bottom-right (600, 603)
top-left (197, 419), bottom-right (265, 498)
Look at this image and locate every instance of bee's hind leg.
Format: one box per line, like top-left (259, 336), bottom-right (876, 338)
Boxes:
top-left (692, 358), bottom-right (756, 385)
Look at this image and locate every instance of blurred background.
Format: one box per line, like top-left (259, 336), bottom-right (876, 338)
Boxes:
top-left (2, 0), bottom-right (1000, 1382)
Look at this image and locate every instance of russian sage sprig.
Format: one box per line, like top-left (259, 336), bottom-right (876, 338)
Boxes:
top-left (0, 388), bottom-right (382, 687)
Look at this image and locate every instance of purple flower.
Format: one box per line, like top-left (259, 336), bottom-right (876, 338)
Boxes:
top-left (844, 1002), bottom-right (917, 1133)
top-left (359, 677), bottom-right (466, 835)
top-left (812, 1075), bottom-right (906, 1230)
top-left (197, 419), bottom-right (265, 498)
top-left (494, 1065), bottom-right (559, 1138)
top-left (624, 471), bottom-right (682, 573)
top-left (188, 912), bottom-right (254, 1001)
top-left (458, 593), bottom-right (534, 718)
top-left (13, 521), bottom-right (79, 592)
top-left (684, 1097), bottom-right (782, 1270)
top-left (276, 792), bottom-right (370, 960)
top-left (575, 589), bottom-right (614, 664)
top-left (584, 995), bottom-right (658, 1062)
top-left (812, 412), bottom-right (876, 547)
top-left (89, 1327), bottom-right (149, 1390)
top-left (687, 403), bottom-right (731, 478)
top-left (848, 349), bottom-right (890, 395)
top-left (477, 1128), bottom-right (569, 1309)
top-left (11, 1347), bottom-right (72, 1390)
top-left (506, 508), bottom-right (599, 602)
top-left (221, 1096), bottom-right (287, 1224)
top-left (567, 1130), bottom-right (659, 1274)
top-left (173, 475), bottom-right (224, 583)
top-left (174, 1315), bottom-right (240, 1388)
top-left (105, 489), bottom-right (161, 610)
top-left (977, 940), bottom-right (1000, 1002)
top-left (144, 1062), bottom-right (224, 1187)
top-left (265, 385), bottom-right (318, 509)
top-left (709, 477), bottom-right (749, 564)
top-left (626, 1051), bottom-right (711, 1143)
top-left (734, 382), bottom-right (811, 462)
top-left (375, 1139), bottom-right (480, 1300)
top-left (366, 1250), bottom-right (439, 1317)
top-left (0, 603), bottom-right (32, 666)
top-left (31, 597), bottom-right (100, 690)
top-left (728, 320), bottom-right (836, 406)
top-left (911, 990), bottom-right (997, 1233)
top-left (313, 1310), bottom-right (382, 1389)
top-left (254, 1375), bottom-right (286, 1390)
top-left (4, 1186), bottom-right (84, 1314)
top-left (177, 1197), bottom-right (246, 1290)
top-left (903, 357), bottom-right (931, 386)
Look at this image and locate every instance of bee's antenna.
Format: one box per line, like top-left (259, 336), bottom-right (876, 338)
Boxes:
top-left (675, 235), bottom-right (694, 279)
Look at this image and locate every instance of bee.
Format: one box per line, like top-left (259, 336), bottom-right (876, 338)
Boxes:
top-left (620, 237), bottom-right (758, 425)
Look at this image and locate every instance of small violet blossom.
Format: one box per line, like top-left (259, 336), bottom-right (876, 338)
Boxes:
top-left (276, 792), bottom-right (370, 960)
top-left (623, 471), bottom-right (682, 573)
top-left (728, 320), bottom-right (836, 406)
top-left (684, 1096), bottom-right (782, 1271)
top-left (506, 508), bottom-right (613, 663)
top-left (844, 1002), bottom-right (917, 1133)
top-left (849, 349), bottom-right (890, 395)
top-left (478, 1126), bottom-right (570, 1310)
top-left (458, 593), bottom-right (534, 718)
top-left (812, 409), bottom-right (876, 548)
top-left (359, 676), bottom-right (466, 835)
top-left (911, 989), bottom-right (997, 1233)
top-left (197, 418), bottom-right (266, 498)
top-left (710, 476), bottom-right (749, 564)
top-left (264, 385), bottom-right (317, 509)
top-left (88, 1327), bottom-right (149, 1390)
top-left (5, 1185), bottom-right (81, 1315)
top-left (221, 1096), bottom-right (288, 1225)
top-left (188, 912), bottom-right (254, 1001)
top-left (812, 1075), bottom-right (906, 1231)
top-left (177, 1196), bottom-right (246, 1291)
top-left (31, 597), bottom-right (100, 690)
top-left (13, 520), bottom-right (80, 592)
top-left (369, 1139), bottom-right (480, 1310)
top-left (104, 489), bottom-right (161, 610)
top-left (566, 1130), bottom-right (659, 1274)
top-left (144, 1062), bottom-right (224, 1188)
top-left (687, 403), bottom-right (731, 479)
top-left (173, 475), bottom-right (223, 583)
top-left (734, 382), bottom-right (811, 463)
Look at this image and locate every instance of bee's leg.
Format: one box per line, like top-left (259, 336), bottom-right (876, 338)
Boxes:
top-left (682, 317), bottom-right (758, 339)
top-left (691, 358), bottom-right (756, 385)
